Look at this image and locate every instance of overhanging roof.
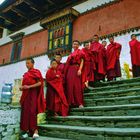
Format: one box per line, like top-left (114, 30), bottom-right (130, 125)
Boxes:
top-left (0, 0), bottom-right (85, 31)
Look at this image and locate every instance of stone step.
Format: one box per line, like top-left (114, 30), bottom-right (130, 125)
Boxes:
top-left (38, 124), bottom-right (140, 140)
top-left (70, 104), bottom-right (140, 116)
top-left (27, 136), bottom-right (71, 140)
top-left (84, 95), bottom-right (140, 107)
top-left (87, 82), bottom-right (140, 93)
top-left (84, 87), bottom-right (140, 99)
top-left (90, 77), bottom-right (140, 88)
top-left (46, 115), bottom-right (140, 128)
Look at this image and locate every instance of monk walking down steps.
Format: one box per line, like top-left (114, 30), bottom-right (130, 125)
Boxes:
top-left (20, 58), bottom-right (46, 139)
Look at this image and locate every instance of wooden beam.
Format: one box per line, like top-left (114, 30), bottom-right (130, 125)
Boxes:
top-left (11, 6), bottom-right (29, 20)
top-left (0, 20), bottom-right (8, 29)
top-left (24, 0), bottom-right (42, 14)
top-left (47, 0), bottom-right (55, 5)
top-left (2, 0), bottom-right (24, 13)
top-left (0, 13), bottom-right (18, 26)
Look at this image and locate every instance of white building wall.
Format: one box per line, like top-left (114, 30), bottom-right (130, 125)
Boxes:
top-left (73, 0), bottom-right (115, 13)
top-left (0, 55), bottom-right (68, 92)
top-left (0, 22), bottom-right (43, 46)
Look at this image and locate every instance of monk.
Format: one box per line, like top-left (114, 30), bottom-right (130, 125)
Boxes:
top-left (20, 58), bottom-right (46, 139)
top-left (90, 35), bottom-right (106, 81)
top-left (65, 40), bottom-right (84, 108)
top-left (106, 36), bottom-right (122, 81)
top-left (55, 53), bottom-right (65, 83)
top-left (82, 41), bottom-right (95, 88)
top-left (55, 54), bottom-right (65, 73)
top-left (129, 34), bottom-right (140, 77)
top-left (46, 59), bottom-right (68, 116)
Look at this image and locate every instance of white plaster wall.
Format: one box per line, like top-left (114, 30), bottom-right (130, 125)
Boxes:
top-left (0, 22), bottom-right (43, 46)
top-left (73, 0), bottom-right (115, 13)
top-left (0, 54), bottom-right (68, 92)
top-left (101, 29), bottom-right (140, 68)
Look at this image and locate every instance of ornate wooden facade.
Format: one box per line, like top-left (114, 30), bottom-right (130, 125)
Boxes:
top-left (40, 8), bottom-right (79, 58)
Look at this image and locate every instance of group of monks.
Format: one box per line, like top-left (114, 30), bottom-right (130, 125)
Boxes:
top-left (19, 34), bottom-right (140, 139)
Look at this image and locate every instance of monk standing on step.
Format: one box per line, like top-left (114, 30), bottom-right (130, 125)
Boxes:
top-left (46, 59), bottom-right (68, 116)
top-left (20, 58), bottom-right (46, 139)
top-left (82, 41), bottom-right (95, 88)
top-left (90, 35), bottom-right (106, 82)
top-left (65, 40), bottom-right (84, 108)
top-left (106, 36), bottom-right (122, 81)
top-left (55, 54), bottom-right (65, 77)
top-left (55, 53), bottom-right (65, 85)
top-left (129, 34), bottom-right (140, 77)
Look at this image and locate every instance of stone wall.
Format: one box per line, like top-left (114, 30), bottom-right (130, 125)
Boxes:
top-left (0, 105), bottom-right (20, 140)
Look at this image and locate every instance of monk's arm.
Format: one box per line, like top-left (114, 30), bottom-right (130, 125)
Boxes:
top-left (78, 58), bottom-right (84, 76)
top-left (79, 58), bottom-right (84, 71)
top-left (28, 81), bottom-right (42, 89)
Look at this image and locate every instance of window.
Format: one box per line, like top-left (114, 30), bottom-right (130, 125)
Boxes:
top-left (11, 41), bottom-right (22, 62)
top-left (10, 32), bottom-right (24, 62)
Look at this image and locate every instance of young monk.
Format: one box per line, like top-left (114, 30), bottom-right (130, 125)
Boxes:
top-left (129, 34), bottom-right (140, 77)
top-left (46, 59), bottom-right (68, 116)
top-left (20, 58), bottom-right (46, 139)
top-left (65, 40), bottom-right (84, 108)
top-left (55, 53), bottom-right (65, 74)
top-left (55, 53), bottom-right (65, 84)
top-left (90, 35), bottom-right (106, 82)
top-left (82, 41), bottom-right (95, 88)
top-left (106, 36), bottom-right (122, 81)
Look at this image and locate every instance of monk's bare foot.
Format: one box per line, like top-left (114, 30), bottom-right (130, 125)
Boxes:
top-left (33, 129), bottom-right (39, 139)
top-left (33, 133), bottom-right (39, 139)
top-left (54, 112), bottom-right (59, 117)
top-left (85, 81), bottom-right (89, 88)
top-left (79, 105), bottom-right (84, 108)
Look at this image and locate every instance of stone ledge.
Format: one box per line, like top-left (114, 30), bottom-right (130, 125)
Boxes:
top-left (84, 87), bottom-right (140, 97)
top-left (72, 104), bottom-right (140, 112)
top-left (39, 124), bottom-right (140, 137)
top-left (87, 81), bottom-right (140, 92)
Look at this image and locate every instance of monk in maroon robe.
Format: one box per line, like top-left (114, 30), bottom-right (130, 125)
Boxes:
top-left (106, 36), bottom-right (122, 81)
top-left (55, 54), bottom-right (65, 83)
top-left (129, 34), bottom-right (140, 77)
top-left (46, 59), bottom-right (68, 116)
top-left (65, 40), bottom-right (84, 108)
top-left (20, 58), bottom-right (46, 139)
top-left (90, 35), bottom-right (106, 81)
top-left (82, 42), bottom-right (95, 88)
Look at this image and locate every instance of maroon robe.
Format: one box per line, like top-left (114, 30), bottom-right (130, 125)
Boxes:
top-left (129, 39), bottom-right (140, 77)
top-left (46, 68), bottom-right (68, 116)
top-left (81, 48), bottom-right (95, 88)
top-left (106, 42), bottom-right (122, 80)
top-left (90, 42), bottom-right (106, 81)
top-left (20, 68), bottom-right (46, 133)
top-left (64, 49), bottom-right (84, 106)
top-left (57, 62), bottom-right (65, 84)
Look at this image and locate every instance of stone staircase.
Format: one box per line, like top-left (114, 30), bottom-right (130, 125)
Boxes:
top-left (38, 78), bottom-right (140, 140)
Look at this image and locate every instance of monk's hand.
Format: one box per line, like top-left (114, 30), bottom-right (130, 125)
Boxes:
top-left (77, 69), bottom-right (82, 76)
top-left (22, 85), bottom-right (30, 90)
top-left (56, 75), bottom-right (60, 78)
